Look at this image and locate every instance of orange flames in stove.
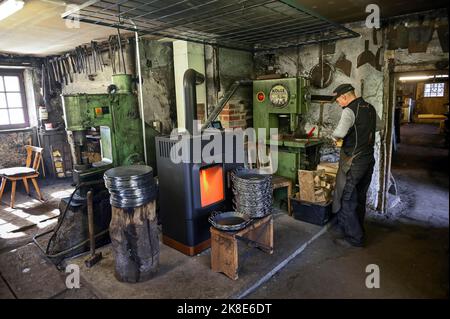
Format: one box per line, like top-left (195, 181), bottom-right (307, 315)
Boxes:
top-left (200, 165), bottom-right (224, 208)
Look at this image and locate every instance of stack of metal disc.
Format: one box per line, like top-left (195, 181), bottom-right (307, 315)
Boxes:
top-left (104, 165), bottom-right (157, 208)
top-left (231, 168), bottom-right (273, 218)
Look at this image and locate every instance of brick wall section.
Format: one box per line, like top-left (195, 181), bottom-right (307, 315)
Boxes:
top-left (219, 102), bottom-right (250, 129)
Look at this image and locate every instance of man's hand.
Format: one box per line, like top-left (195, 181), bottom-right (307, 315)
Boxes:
top-left (332, 137), bottom-right (343, 148)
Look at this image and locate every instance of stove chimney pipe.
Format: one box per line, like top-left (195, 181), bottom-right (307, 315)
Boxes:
top-left (183, 69), bottom-right (205, 135)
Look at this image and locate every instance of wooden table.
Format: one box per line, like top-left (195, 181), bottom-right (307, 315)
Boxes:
top-left (210, 214), bottom-right (273, 280)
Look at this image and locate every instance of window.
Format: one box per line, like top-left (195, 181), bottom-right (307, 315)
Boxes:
top-left (0, 69), bottom-right (29, 130)
top-left (424, 82), bottom-right (445, 98)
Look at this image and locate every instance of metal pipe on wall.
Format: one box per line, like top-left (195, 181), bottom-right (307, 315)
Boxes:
top-left (130, 19), bottom-right (147, 164)
top-left (183, 69), bottom-right (205, 135)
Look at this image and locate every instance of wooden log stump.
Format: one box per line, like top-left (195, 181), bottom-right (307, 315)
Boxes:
top-left (109, 201), bottom-right (159, 283)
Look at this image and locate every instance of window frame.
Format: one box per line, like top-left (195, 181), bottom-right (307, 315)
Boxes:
top-left (0, 69), bottom-right (30, 130)
top-left (423, 82), bottom-right (446, 98)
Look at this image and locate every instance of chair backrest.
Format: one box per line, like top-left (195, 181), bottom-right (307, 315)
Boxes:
top-left (25, 145), bottom-right (43, 171)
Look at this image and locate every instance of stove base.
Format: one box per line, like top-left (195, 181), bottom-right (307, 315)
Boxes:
top-left (162, 235), bottom-right (211, 256)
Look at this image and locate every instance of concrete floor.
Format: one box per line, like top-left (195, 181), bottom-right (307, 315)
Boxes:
top-left (248, 123), bottom-right (449, 298)
top-left (0, 123), bottom-right (447, 299)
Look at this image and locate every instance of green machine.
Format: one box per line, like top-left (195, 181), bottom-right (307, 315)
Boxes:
top-left (62, 91), bottom-right (144, 171)
top-left (62, 74), bottom-right (158, 180)
top-left (253, 77), bottom-right (323, 183)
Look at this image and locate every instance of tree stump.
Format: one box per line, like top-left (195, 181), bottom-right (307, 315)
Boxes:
top-left (109, 201), bottom-right (159, 283)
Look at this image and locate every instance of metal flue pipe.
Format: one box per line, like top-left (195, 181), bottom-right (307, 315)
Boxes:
top-left (183, 69), bottom-right (205, 135)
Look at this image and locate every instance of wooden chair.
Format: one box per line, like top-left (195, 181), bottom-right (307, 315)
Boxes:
top-left (0, 145), bottom-right (44, 208)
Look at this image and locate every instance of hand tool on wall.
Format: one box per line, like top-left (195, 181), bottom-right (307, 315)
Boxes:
top-left (117, 29), bottom-right (126, 74)
top-left (84, 190), bottom-right (103, 268)
top-left (64, 56), bottom-right (73, 83)
top-left (437, 24), bottom-right (449, 53)
top-left (372, 28), bottom-right (378, 45)
top-left (408, 17), bottom-right (434, 53)
top-left (357, 40), bottom-right (375, 68)
top-left (375, 46), bottom-right (383, 71)
top-left (59, 57), bottom-right (68, 85)
top-left (396, 23), bottom-right (409, 49)
top-left (55, 57), bottom-right (63, 84)
top-left (108, 36), bottom-right (116, 74)
top-left (335, 53), bottom-right (352, 77)
top-left (91, 41), bottom-right (97, 73)
top-left (310, 42), bottom-right (334, 88)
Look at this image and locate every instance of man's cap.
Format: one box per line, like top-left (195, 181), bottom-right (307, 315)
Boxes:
top-left (332, 83), bottom-right (355, 101)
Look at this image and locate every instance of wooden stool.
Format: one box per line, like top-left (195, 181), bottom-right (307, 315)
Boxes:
top-left (211, 214), bottom-right (273, 280)
top-left (272, 175), bottom-right (293, 215)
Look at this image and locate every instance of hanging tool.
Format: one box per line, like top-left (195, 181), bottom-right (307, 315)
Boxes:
top-left (372, 28), bottom-right (378, 46)
top-left (64, 56), bottom-right (73, 83)
top-left (374, 46), bottom-right (383, 71)
top-left (60, 57), bottom-right (68, 85)
top-left (91, 41), bottom-right (97, 73)
top-left (437, 24), bottom-right (449, 53)
top-left (408, 17), bottom-right (434, 53)
top-left (117, 30), bottom-right (126, 74)
top-left (84, 190), bottom-right (103, 268)
top-left (357, 40), bottom-right (376, 68)
top-left (396, 24), bottom-right (409, 49)
top-left (335, 53), bottom-right (352, 77)
top-left (310, 42), bottom-right (334, 88)
top-left (108, 36), bottom-right (116, 74)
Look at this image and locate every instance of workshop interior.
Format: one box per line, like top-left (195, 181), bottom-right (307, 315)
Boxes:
top-left (0, 0), bottom-right (448, 300)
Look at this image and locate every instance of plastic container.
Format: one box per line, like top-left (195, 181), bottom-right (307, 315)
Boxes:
top-left (290, 197), bottom-right (332, 225)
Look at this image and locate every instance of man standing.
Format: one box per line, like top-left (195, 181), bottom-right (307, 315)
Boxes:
top-left (331, 84), bottom-right (383, 247)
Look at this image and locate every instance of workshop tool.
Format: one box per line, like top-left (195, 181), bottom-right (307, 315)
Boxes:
top-left (55, 57), bottom-right (63, 84)
top-left (361, 79), bottom-right (365, 98)
top-left (335, 53), bottom-right (352, 77)
top-left (84, 45), bottom-right (91, 75)
top-left (357, 40), bottom-right (376, 68)
top-left (387, 25), bottom-right (398, 50)
top-left (64, 56), bottom-right (73, 83)
top-left (310, 42), bottom-right (334, 88)
top-left (51, 58), bottom-right (58, 83)
top-left (396, 24), bottom-right (409, 49)
top-left (307, 126), bottom-right (316, 138)
top-left (252, 77), bottom-right (323, 182)
top-left (117, 29), bottom-right (126, 74)
top-left (108, 36), bottom-right (116, 74)
top-left (372, 28), bottom-right (378, 45)
top-left (408, 17), bottom-right (434, 53)
top-left (437, 24), bottom-right (449, 53)
top-left (60, 57), bottom-right (68, 85)
top-left (375, 46), bottom-right (383, 71)
top-left (84, 190), bottom-right (103, 268)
